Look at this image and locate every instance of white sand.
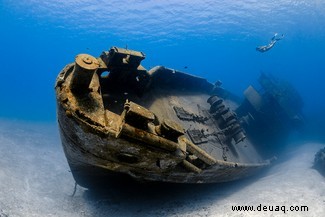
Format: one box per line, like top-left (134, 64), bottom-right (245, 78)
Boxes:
top-left (0, 119), bottom-right (324, 217)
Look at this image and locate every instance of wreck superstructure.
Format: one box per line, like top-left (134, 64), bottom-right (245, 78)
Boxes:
top-left (55, 46), bottom-right (303, 187)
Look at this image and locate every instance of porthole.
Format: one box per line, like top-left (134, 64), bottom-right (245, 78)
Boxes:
top-left (100, 71), bottom-right (110, 78)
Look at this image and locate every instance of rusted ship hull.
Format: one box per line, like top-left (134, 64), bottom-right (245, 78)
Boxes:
top-left (55, 47), bottom-right (303, 187)
top-left (57, 103), bottom-right (268, 186)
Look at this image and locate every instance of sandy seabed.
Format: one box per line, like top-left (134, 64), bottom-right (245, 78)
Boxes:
top-left (0, 119), bottom-right (324, 217)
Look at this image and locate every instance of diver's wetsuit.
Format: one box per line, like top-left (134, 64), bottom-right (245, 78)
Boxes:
top-left (256, 33), bottom-right (284, 52)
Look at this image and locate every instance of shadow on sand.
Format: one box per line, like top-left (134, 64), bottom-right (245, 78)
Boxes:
top-left (80, 169), bottom-right (270, 217)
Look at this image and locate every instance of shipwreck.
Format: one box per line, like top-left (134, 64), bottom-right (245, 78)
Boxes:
top-left (55, 46), bottom-right (303, 188)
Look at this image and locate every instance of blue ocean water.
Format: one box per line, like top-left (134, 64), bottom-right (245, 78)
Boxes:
top-left (1, 2), bottom-right (325, 216)
top-left (1, 1), bottom-right (325, 134)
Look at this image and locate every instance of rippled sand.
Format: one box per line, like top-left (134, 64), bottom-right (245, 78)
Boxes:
top-left (0, 120), bottom-right (324, 217)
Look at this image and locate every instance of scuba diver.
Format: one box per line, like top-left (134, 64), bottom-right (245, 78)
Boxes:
top-left (256, 33), bottom-right (284, 52)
